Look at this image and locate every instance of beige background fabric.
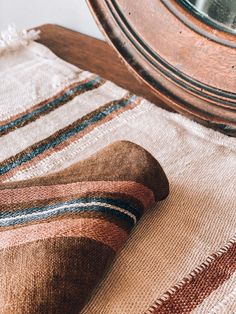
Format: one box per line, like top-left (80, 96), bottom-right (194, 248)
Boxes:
top-left (0, 36), bottom-right (236, 313)
top-left (80, 102), bottom-right (236, 314)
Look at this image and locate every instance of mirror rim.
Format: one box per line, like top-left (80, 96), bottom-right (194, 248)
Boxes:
top-left (87, 0), bottom-right (236, 135)
top-left (178, 0), bottom-right (236, 35)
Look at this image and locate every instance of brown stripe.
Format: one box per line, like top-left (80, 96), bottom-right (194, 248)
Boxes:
top-left (0, 237), bottom-right (115, 313)
top-left (0, 217), bottom-right (128, 252)
top-left (0, 188), bottom-right (144, 233)
top-left (0, 75), bottom-right (105, 137)
top-left (1, 140), bottom-right (168, 203)
top-left (0, 190), bottom-right (143, 213)
top-left (0, 93), bottom-right (137, 182)
top-left (0, 75), bottom-right (83, 126)
top-left (146, 236), bottom-right (236, 314)
top-left (0, 209), bottom-right (133, 234)
top-left (0, 180), bottom-right (151, 211)
top-left (0, 73), bottom-right (86, 126)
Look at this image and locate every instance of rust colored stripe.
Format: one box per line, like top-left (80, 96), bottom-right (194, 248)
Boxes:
top-left (0, 217), bottom-right (128, 252)
top-left (0, 70), bottom-right (83, 127)
top-left (0, 180), bottom-right (154, 211)
top-left (0, 192), bottom-right (144, 220)
top-left (0, 93), bottom-right (140, 181)
top-left (146, 237), bottom-right (236, 314)
top-left (0, 75), bottom-right (104, 137)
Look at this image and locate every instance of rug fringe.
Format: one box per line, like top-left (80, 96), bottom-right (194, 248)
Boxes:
top-left (0, 25), bottom-right (40, 55)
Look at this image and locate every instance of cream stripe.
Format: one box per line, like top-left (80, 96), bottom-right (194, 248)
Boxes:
top-left (0, 201), bottom-right (137, 225)
top-left (0, 71), bottom-right (93, 127)
top-left (0, 218), bottom-right (128, 252)
top-left (0, 57), bottom-right (84, 120)
top-left (0, 81), bottom-right (126, 162)
top-left (8, 100), bottom-right (148, 182)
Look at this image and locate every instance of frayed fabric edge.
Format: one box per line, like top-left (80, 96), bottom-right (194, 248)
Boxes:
top-left (0, 25), bottom-right (40, 56)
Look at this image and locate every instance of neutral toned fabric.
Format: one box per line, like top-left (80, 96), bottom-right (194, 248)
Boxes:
top-left (0, 30), bottom-right (235, 313)
top-left (0, 140), bottom-right (169, 313)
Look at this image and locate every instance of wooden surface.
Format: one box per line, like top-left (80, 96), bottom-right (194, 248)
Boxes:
top-left (87, 0), bottom-right (236, 136)
top-left (36, 23), bottom-right (235, 135)
top-left (36, 24), bottom-right (166, 109)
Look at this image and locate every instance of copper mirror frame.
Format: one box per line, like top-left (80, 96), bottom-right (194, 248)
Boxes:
top-left (87, 0), bottom-right (236, 136)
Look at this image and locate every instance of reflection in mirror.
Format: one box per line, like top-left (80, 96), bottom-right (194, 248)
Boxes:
top-left (180, 0), bottom-right (236, 33)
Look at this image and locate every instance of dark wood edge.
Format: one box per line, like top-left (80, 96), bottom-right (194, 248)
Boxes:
top-left (87, 1), bottom-right (236, 136)
top-left (36, 24), bottom-right (169, 110)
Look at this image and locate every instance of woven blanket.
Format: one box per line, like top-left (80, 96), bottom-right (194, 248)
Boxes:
top-left (0, 27), bottom-right (236, 313)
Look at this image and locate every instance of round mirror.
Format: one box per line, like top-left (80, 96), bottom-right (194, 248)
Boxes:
top-left (179, 0), bottom-right (236, 33)
top-left (88, 0), bottom-right (236, 136)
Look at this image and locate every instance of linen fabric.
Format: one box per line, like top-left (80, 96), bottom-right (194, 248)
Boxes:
top-left (0, 30), bottom-right (235, 314)
top-left (0, 140), bottom-right (169, 313)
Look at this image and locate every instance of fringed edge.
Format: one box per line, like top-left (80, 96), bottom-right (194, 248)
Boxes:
top-left (0, 25), bottom-right (40, 56)
top-left (144, 234), bottom-right (236, 314)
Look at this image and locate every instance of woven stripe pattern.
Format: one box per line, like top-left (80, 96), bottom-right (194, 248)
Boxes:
top-left (0, 31), bottom-right (235, 314)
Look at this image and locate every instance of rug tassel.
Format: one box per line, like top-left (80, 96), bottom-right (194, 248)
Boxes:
top-left (0, 24), bottom-right (40, 55)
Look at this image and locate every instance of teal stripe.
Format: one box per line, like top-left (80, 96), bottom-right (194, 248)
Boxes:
top-left (2, 197), bottom-right (141, 220)
top-left (0, 94), bottom-right (137, 175)
top-left (0, 76), bottom-right (102, 136)
top-left (0, 197), bottom-right (140, 228)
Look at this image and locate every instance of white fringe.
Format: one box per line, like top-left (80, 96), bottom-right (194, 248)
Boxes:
top-left (0, 25), bottom-right (40, 56)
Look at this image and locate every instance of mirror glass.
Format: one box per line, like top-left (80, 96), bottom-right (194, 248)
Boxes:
top-left (179, 0), bottom-right (236, 33)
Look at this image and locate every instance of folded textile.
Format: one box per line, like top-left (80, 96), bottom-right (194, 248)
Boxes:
top-left (0, 140), bottom-right (169, 313)
top-left (0, 26), bottom-right (235, 314)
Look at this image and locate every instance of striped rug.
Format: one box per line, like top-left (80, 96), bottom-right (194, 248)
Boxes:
top-left (0, 29), bottom-right (236, 314)
top-left (0, 139), bottom-right (169, 313)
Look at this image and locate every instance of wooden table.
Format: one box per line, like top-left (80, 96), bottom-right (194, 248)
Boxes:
top-left (37, 24), bottom-right (168, 110)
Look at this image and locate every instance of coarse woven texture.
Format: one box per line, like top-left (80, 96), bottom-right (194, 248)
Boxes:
top-left (0, 28), bottom-right (236, 313)
top-left (0, 28), bottom-right (170, 313)
top-left (0, 140), bottom-right (169, 314)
